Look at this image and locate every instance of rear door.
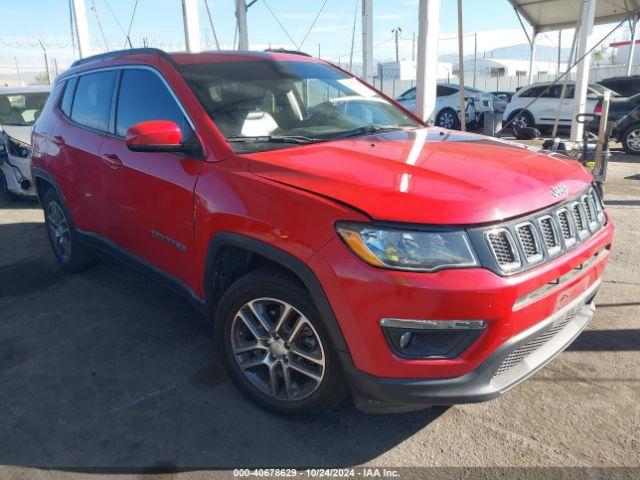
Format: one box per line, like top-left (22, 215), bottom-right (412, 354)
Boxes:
top-left (99, 67), bottom-right (202, 285)
top-left (50, 71), bottom-right (117, 235)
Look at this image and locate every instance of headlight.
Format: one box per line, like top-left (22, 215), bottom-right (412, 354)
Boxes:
top-left (6, 137), bottom-right (31, 158)
top-left (336, 222), bottom-right (478, 272)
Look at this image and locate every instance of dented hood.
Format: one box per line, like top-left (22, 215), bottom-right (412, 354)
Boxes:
top-left (246, 128), bottom-right (593, 225)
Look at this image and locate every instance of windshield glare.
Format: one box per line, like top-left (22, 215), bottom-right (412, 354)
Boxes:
top-left (180, 60), bottom-right (420, 151)
top-left (0, 93), bottom-right (49, 126)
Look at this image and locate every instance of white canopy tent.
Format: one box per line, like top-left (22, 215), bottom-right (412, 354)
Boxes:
top-left (506, 0), bottom-right (640, 140)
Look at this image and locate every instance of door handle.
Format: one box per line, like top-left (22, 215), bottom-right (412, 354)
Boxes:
top-left (101, 153), bottom-right (123, 169)
top-left (51, 135), bottom-right (65, 146)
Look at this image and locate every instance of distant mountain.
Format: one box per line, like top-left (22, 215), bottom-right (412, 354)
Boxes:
top-left (440, 43), bottom-right (571, 63)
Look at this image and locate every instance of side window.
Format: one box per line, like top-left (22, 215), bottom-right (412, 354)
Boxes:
top-left (519, 86), bottom-right (542, 98)
top-left (437, 86), bottom-right (456, 96)
top-left (70, 71), bottom-right (116, 131)
top-left (401, 88), bottom-right (416, 100)
top-left (115, 69), bottom-right (192, 140)
top-left (541, 85), bottom-right (561, 98)
top-left (60, 77), bottom-right (77, 117)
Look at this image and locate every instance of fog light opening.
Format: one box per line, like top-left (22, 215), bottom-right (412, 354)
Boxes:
top-left (20, 179), bottom-right (31, 191)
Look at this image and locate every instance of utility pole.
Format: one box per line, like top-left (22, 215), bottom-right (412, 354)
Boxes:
top-left (392, 27), bottom-right (402, 62)
top-left (473, 32), bottom-right (477, 88)
top-left (14, 58), bottom-right (23, 87)
top-left (528, 30), bottom-right (538, 84)
top-left (70, 0), bottom-right (90, 58)
top-left (236, 0), bottom-right (249, 50)
top-left (457, 0), bottom-right (466, 131)
top-left (362, 0), bottom-right (373, 84)
top-left (415, 0), bottom-right (440, 122)
top-left (53, 58), bottom-right (59, 78)
top-left (412, 32), bottom-right (416, 62)
top-left (349, 0), bottom-right (358, 72)
top-left (38, 40), bottom-right (51, 85)
top-left (182, 0), bottom-right (201, 52)
top-left (557, 30), bottom-right (562, 73)
top-left (318, 43), bottom-right (321, 58)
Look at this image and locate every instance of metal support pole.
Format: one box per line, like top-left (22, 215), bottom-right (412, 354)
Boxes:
top-left (557, 30), bottom-right (562, 73)
top-left (236, 0), bottom-right (249, 50)
top-left (14, 58), bottom-right (23, 86)
top-left (362, 0), bottom-right (373, 84)
top-left (627, 15), bottom-right (638, 76)
top-left (457, 0), bottom-right (466, 131)
top-left (415, 0), bottom-right (440, 122)
top-left (570, 0), bottom-right (597, 142)
top-left (528, 31), bottom-right (538, 84)
top-left (552, 26), bottom-right (579, 138)
top-left (38, 40), bottom-right (51, 85)
top-left (70, 0), bottom-right (90, 58)
top-left (182, 0), bottom-right (201, 52)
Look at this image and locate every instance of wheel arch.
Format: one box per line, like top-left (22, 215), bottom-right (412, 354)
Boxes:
top-left (204, 232), bottom-right (350, 354)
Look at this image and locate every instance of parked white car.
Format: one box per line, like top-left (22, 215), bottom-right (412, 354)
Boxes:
top-left (503, 81), bottom-right (611, 130)
top-left (0, 85), bottom-right (51, 200)
top-left (396, 84), bottom-right (494, 129)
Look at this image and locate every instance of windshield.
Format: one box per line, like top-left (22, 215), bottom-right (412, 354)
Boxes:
top-left (0, 92), bottom-right (49, 126)
top-left (180, 60), bottom-right (421, 152)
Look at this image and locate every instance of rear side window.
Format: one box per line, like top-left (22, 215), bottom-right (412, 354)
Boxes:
top-left (115, 69), bottom-right (191, 139)
top-left (60, 77), bottom-right (77, 117)
top-left (71, 71), bottom-right (116, 131)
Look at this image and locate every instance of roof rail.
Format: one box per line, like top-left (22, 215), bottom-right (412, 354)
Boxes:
top-left (263, 48), bottom-right (312, 58)
top-left (70, 48), bottom-right (173, 68)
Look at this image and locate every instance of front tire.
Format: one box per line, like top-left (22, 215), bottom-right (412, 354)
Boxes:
top-left (508, 110), bottom-right (534, 130)
top-left (621, 124), bottom-right (640, 155)
top-left (435, 108), bottom-right (461, 130)
top-left (215, 270), bottom-right (347, 416)
top-left (42, 188), bottom-right (99, 272)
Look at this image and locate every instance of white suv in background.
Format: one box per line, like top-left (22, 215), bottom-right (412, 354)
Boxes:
top-left (396, 84), bottom-right (494, 129)
top-left (503, 81), bottom-right (612, 130)
top-left (0, 85), bottom-right (51, 200)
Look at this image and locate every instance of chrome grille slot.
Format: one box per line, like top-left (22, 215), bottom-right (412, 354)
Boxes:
top-left (555, 208), bottom-right (576, 247)
top-left (485, 228), bottom-right (520, 272)
top-left (537, 215), bottom-right (561, 256)
top-left (479, 187), bottom-right (606, 275)
top-left (515, 222), bottom-right (542, 264)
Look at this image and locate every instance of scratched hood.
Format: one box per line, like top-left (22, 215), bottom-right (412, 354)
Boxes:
top-left (246, 128), bottom-right (593, 225)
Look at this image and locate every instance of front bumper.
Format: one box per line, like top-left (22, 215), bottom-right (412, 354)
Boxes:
top-left (1, 154), bottom-right (36, 197)
top-left (346, 278), bottom-right (599, 413)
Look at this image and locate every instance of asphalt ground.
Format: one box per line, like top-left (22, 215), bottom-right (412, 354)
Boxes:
top-left (0, 145), bottom-right (638, 479)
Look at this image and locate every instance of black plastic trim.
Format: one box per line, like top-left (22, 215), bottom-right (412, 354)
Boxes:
top-left (204, 232), bottom-right (350, 354)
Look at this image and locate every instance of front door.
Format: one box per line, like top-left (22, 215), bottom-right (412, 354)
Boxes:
top-left (99, 68), bottom-right (202, 286)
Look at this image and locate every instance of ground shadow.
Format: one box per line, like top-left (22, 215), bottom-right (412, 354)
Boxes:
top-left (604, 199), bottom-right (640, 207)
top-left (0, 220), bottom-right (446, 472)
top-left (567, 329), bottom-right (640, 352)
top-left (0, 196), bottom-right (40, 210)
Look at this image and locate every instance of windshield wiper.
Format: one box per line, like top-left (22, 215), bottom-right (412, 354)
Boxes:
top-left (321, 124), bottom-right (407, 140)
top-left (227, 135), bottom-right (322, 145)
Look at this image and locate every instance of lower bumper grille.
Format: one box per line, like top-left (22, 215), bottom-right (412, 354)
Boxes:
top-left (493, 310), bottom-right (576, 377)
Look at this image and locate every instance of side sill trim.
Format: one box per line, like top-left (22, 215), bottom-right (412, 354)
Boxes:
top-left (76, 230), bottom-right (207, 315)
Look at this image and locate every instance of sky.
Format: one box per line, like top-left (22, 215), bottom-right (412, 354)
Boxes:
top-left (0, 0), bottom-right (633, 78)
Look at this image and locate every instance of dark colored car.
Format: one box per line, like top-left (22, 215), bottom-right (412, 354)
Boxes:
top-left (597, 76), bottom-right (640, 97)
top-left (31, 48), bottom-right (613, 415)
top-left (605, 93), bottom-right (640, 155)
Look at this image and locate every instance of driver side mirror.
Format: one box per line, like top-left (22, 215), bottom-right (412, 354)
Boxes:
top-left (125, 120), bottom-right (199, 154)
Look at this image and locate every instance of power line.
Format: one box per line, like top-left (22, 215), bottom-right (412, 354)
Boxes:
top-left (262, 0), bottom-right (299, 49)
top-left (299, 0), bottom-right (329, 49)
top-left (203, 0), bottom-right (221, 50)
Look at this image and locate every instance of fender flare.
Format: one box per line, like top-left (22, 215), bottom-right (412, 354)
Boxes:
top-left (204, 232), bottom-right (350, 354)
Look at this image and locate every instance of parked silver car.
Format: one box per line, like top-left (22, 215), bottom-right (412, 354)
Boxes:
top-left (0, 85), bottom-right (51, 200)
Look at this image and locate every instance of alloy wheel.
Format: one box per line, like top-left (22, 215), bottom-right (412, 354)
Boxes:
top-left (47, 201), bottom-right (72, 262)
top-left (438, 111), bottom-right (457, 129)
top-left (512, 113), bottom-right (529, 129)
top-left (230, 297), bottom-right (326, 401)
top-left (627, 128), bottom-right (640, 152)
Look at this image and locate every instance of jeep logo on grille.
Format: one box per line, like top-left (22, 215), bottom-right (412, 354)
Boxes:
top-left (551, 185), bottom-right (568, 198)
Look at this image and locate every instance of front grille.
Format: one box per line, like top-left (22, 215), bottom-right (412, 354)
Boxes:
top-left (493, 309), bottom-right (578, 377)
top-left (477, 187), bottom-right (606, 275)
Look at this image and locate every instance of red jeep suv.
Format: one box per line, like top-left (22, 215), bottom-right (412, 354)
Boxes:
top-left (32, 49), bottom-right (613, 415)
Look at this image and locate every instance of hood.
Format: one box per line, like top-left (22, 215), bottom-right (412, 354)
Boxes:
top-left (1, 124), bottom-right (33, 145)
top-left (246, 128), bottom-right (593, 225)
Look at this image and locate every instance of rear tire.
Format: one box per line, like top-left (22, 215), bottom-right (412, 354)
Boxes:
top-left (435, 108), bottom-right (461, 130)
top-left (215, 270), bottom-right (347, 416)
top-left (42, 188), bottom-right (99, 272)
top-left (621, 124), bottom-right (640, 155)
